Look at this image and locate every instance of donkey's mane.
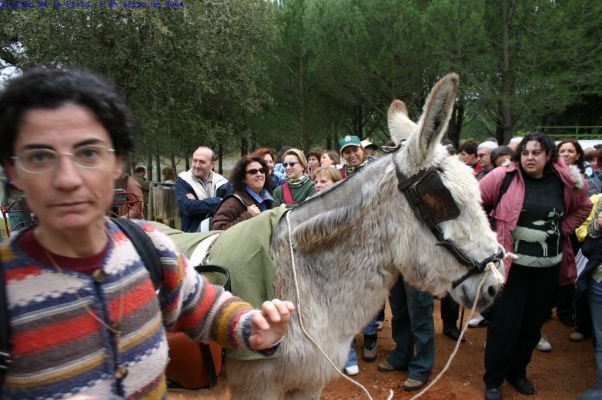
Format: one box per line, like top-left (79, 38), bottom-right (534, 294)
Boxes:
top-left (291, 155), bottom-right (396, 252)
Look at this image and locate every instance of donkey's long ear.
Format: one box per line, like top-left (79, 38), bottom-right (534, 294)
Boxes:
top-left (388, 100), bottom-right (417, 145)
top-left (414, 73), bottom-right (459, 159)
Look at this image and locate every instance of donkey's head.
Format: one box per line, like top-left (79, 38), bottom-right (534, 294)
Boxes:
top-left (389, 73), bottom-right (504, 310)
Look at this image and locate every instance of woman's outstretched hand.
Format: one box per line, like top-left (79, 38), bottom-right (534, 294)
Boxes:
top-left (249, 299), bottom-right (295, 350)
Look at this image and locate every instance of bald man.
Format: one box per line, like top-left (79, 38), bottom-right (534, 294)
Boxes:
top-left (175, 146), bottom-right (231, 232)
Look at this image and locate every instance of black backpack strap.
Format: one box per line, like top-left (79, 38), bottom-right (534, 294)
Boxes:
top-left (194, 263), bottom-right (230, 388)
top-left (199, 343), bottom-right (218, 388)
top-left (496, 170), bottom-right (516, 206)
top-left (0, 249), bottom-right (10, 385)
top-left (195, 264), bottom-right (231, 292)
top-left (486, 170), bottom-right (516, 214)
top-left (111, 217), bottom-right (163, 290)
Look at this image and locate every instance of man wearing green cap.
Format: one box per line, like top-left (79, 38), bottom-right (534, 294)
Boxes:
top-left (338, 134), bottom-right (380, 376)
top-left (339, 135), bottom-right (370, 178)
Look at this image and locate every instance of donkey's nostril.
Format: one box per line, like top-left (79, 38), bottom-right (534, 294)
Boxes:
top-left (487, 285), bottom-right (498, 299)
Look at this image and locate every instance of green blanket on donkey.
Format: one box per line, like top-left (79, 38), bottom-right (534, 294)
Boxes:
top-left (146, 221), bottom-right (218, 258)
top-left (149, 208), bottom-right (288, 360)
top-left (208, 207), bottom-right (288, 360)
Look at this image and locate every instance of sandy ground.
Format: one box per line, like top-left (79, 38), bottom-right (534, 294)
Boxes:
top-left (168, 301), bottom-right (596, 400)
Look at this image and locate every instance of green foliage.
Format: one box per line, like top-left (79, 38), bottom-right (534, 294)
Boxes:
top-left (1, 0), bottom-right (600, 157)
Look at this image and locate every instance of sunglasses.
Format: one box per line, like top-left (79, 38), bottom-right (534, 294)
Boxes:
top-left (282, 161), bottom-right (298, 168)
top-left (246, 167), bottom-right (267, 175)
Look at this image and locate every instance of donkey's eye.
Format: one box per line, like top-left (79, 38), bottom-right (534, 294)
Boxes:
top-left (415, 171), bottom-right (460, 224)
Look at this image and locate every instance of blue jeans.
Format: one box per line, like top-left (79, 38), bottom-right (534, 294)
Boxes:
top-left (346, 339), bottom-right (358, 368)
top-left (386, 276), bottom-right (435, 382)
top-left (363, 317), bottom-right (379, 336)
top-left (346, 317), bottom-right (379, 367)
top-left (589, 275), bottom-right (602, 383)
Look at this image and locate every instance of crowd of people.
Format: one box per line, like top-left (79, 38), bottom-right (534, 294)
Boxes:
top-left (1, 68), bottom-right (602, 400)
top-left (168, 130), bottom-right (602, 398)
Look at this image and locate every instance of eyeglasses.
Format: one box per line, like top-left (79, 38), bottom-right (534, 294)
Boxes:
top-left (246, 167), bottom-right (267, 175)
top-left (282, 161), bottom-right (298, 168)
top-left (477, 153), bottom-right (488, 158)
top-left (12, 144), bottom-right (116, 174)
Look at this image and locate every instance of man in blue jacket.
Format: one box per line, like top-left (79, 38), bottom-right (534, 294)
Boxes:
top-left (175, 146), bottom-right (231, 232)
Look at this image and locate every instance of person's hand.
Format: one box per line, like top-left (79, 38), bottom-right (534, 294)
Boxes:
top-left (249, 299), bottom-right (295, 350)
top-left (186, 193), bottom-right (195, 200)
top-left (247, 204), bottom-right (261, 217)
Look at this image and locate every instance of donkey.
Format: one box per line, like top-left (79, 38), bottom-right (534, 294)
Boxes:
top-left (221, 73), bottom-right (505, 399)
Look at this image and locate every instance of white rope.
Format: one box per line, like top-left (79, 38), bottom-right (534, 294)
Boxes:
top-left (408, 262), bottom-right (504, 400)
top-left (286, 212), bottom-right (393, 400)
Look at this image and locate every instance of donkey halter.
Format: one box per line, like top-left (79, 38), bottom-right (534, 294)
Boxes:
top-left (388, 142), bottom-right (504, 289)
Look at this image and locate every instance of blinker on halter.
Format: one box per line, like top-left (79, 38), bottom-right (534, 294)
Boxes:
top-left (393, 143), bottom-right (505, 289)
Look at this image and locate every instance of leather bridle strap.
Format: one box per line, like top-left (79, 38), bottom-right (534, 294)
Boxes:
top-left (394, 158), bottom-right (504, 289)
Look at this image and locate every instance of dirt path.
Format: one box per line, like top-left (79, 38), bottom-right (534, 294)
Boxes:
top-left (169, 301), bottom-right (595, 400)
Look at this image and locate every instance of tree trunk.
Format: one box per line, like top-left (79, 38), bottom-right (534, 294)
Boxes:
top-left (170, 155), bottom-right (177, 179)
top-left (447, 99), bottom-right (464, 148)
top-left (353, 105), bottom-right (364, 139)
top-left (240, 136), bottom-right (248, 157)
top-left (498, 0), bottom-right (516, 145)
top-left (217, 142), bottom-right (224, 175)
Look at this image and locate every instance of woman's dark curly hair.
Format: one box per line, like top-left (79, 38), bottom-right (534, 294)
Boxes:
top-left (0, 67), bottom-right (136, 163)
top-left (229, 156), bottom-right (272, 193)
top-left (511, 132), bottom-right (558, 176)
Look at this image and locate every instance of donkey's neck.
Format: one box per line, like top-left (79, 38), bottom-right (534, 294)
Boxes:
top-left (271, 157), bottom-right (402, 338)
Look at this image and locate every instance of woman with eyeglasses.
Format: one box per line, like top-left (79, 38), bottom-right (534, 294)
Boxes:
top-left (0, 68), bottom-right (294, 399)
top-left (479, 132), bottom-right (592, 400)
top-left (272, 148), bottom-right (316, 208)
top-left (211, 156), bottom-right (274, 231)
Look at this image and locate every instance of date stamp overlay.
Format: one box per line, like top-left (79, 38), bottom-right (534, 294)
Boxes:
top-left (0, 1), bottom-right (184, 8)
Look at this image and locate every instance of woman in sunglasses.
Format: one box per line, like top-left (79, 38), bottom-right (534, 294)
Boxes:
top-left (272, 148), bottom-right (316, 208)
top-left (211, 156), bottom-right (274, 230)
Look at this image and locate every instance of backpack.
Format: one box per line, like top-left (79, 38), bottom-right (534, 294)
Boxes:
top-left (485, 170), bottom-right (516, 230)
top-left (0, 218), bottom-right (230, 390)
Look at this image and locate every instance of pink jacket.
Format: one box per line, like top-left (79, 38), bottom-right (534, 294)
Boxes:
top-left (479, 162), bottom-right (592, 285)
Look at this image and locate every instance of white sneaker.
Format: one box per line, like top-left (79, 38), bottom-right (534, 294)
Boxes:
top-left (536, 336), bottom-right (551, 352)
top-left (468, 315), bottom-right (486, 328)
top-left (345, 365), bottom-right (359, 376)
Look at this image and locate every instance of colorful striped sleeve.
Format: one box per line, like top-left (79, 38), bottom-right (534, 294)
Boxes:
top-left (138, 222), bottom-right (258, 351)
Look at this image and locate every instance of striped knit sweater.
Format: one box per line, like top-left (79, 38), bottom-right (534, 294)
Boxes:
top-left (0, 219), bottom-right (262, 399)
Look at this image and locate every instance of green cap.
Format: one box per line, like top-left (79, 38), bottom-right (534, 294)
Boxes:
top-left (339, 135), bottom-right (362, 153)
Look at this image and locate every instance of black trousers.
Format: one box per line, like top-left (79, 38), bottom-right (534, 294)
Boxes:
top-left (556, 283), bottom-right (575, 323)
top-left (575, 288), bottom-right (593, 335)
top-left (484, 264), bottom-right (559, 388)
top-left (440, 295), bottom-right (459, 328)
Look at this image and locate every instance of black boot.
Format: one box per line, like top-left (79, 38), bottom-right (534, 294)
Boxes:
top-left (443, 323), bottom-right (465, 342)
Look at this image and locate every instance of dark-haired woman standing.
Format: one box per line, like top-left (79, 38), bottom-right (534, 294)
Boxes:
top-left (479, 132), bottom-right (592, 400)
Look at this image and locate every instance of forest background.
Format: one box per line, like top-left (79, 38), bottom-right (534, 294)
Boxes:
top-left (1, 0), bottom-right (601, 179)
